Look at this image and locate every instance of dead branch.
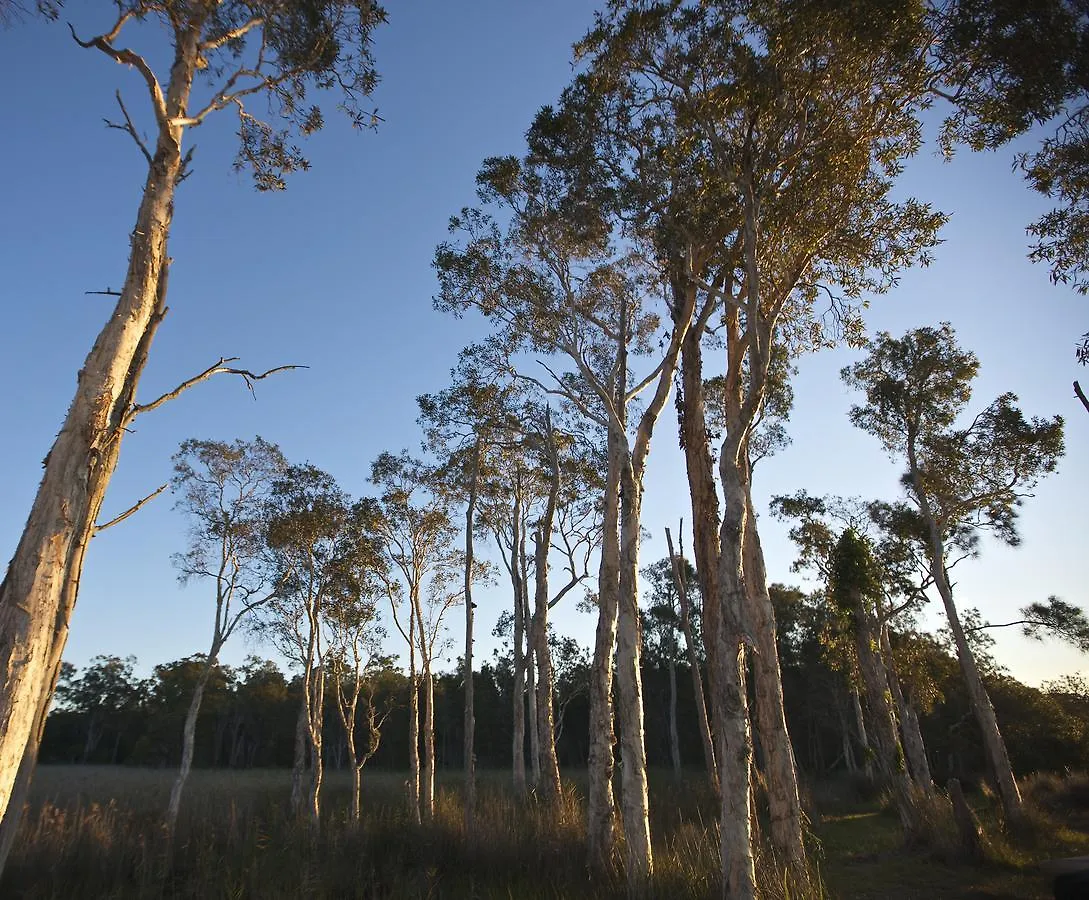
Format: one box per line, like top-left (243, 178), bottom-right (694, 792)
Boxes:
top-left (123, 358), bottom-right (306, 427)
top-left (69, 22), bottom-right (168, 128)
top-left (1075, 380), bottom-right (1089, 415)
top-left (94, 482), bottom-right (168, 535)
top-left (104, 90), bottom-right (152, 166)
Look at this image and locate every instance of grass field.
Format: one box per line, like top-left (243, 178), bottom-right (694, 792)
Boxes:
top-left (3, 766), bottom-right (1084, 898)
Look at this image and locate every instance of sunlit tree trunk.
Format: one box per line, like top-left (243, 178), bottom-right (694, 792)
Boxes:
top-left (743, 491), bottom-right (806, 870)
top-left (587, 430), bottom-right (621, 871)
top-left (881, 629), bottom-right (932, 793)
top-left (616, 453), bottom-right (652, 883)
top-left (908, 450), bottom-right (1022, 823)
top-left (407, 600), bottom-right (421, 824)
top-left (166, 654), bottom-right (217, 835)
top-left (0, 31), bottom-right (198, 845)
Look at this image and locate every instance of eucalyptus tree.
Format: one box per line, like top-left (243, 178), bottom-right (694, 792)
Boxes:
top-left (0, 0), bottom-right (385, 842)
top-left (327, 595), bottom-right (389, 824)
top-left (166, 437), bottom-right (287, 834)
top-left (419, 351), bottom-right (519, 829)
top-left (772, 491), bottom-right (937, 794)
top-left (548, 4), bottom-right (945, 892)
top-left (436, 158), bottom-right (695, 881)
top-left (370, 451), bottom-right (463, 822)
top-left (844, 324), bottom-right (1065, 823)
top-left (264, 465), bottom-right (383, 828)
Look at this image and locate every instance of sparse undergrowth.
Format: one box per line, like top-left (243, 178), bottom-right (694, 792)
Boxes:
top-left (4, 767), bottom-right (1086, 899)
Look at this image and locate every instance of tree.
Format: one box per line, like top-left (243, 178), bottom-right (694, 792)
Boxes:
top-left (552, 2), bottom-right (945, 892)
top-left (436, 162), bottom-right (695, 880)
top-left (844, 323), bottom-right (1065, 823)
top-left (419, 351), bottom-right (517, 829)
top-left (166, 437), bottom-right (287, 834)
top-left (264, 465), bottom-right (383, 829)
top-left (0, 0), bottom-right (385, 861)
top-left (53, 655), bottom-right (144, 764)
top-left (371, 451), bottom-right (463, 822)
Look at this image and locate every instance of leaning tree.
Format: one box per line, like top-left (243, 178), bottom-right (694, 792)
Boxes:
top-left (0, 0), bottom-right (385, 860)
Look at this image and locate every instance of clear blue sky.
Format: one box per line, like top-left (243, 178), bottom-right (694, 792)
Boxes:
top-left (1, 3), bottom-right (1084, 688)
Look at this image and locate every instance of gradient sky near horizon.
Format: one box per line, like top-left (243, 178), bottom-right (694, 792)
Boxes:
top-left (1, 3), bottom-right (1085, 689)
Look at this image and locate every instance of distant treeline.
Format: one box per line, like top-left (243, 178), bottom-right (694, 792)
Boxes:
top-left (42, 587), bottom-right (1089, 782)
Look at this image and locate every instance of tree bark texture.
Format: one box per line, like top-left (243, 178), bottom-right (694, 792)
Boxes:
top-left (742, 496), bottom-right (807, 869)
top-left (511, 486), bottom-right (527, 797)
top-left (587, 430), bottom-right (620, 871)
top-left (166, 658), bottom-right (215, 835)
top-left (616, 454), bottom-right (652, 883)
top-left (0, 31), bottom-right (199, 842)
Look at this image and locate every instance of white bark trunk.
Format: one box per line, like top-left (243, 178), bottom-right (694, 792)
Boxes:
top-left (464, 443), bottom-right (479, 833)
top-left (0, 32), bottom-right (199, 843)
top-left (533, 433), bottom-right (562, 803)
top-left (616, 456), bottom-right (652, 884)
top-left (587, 431), bottom-right (621, 870)
top-left (743, 498), bottom-right (806, 870)
top-left (511, 502), bottom-right (527, 797)
top-left (166, 658), bottom-right (215, 835)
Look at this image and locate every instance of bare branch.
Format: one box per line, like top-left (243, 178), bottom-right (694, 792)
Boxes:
top-left (124, 358), bottom-right (305, 426)
top-left (1075, 380), bottom-right (1089, 415)
top-left (104, 90), bottom-right (152, 166)
top-left (69, 22), bottom-right (168, 129)
top-left (94, 482), bottom-right (168, 535)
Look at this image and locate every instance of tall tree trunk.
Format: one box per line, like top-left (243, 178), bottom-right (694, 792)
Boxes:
top-left (166, 656), bottom-right (216, 835)
top-left (422, 666), bottom-right (435, 819)
top-left (742, 495), bottom-right (807, 870)
top-left (852, 688), bottom-right (875, 779)
top-left (525, 599), bottom-right (541, 789)
top-left (665, 527), bottom-right (717, 792)
top-left (667, 651), bottom-right (681, 778)
top-left (849, 591), bottom-right (918, 836)
top-left (290, 700), bottom-right (308, 818)
top-left (616, 454), bottom-right (652, 884)
top-left (715, 448), bottom-right (757, 900)
top-left (880, 628), bottom-right (932, 793)
top-left (587, 429), bottom-right (621, 871)
top-left (534, 418), bottom-right (563, 803)
top-left (908, 456), bottom-right (1023, 823)
top-left (511, 498), bottom-right (527, 797)
top-left (837, 694), bottom-right (858, 773)
top-left (407, 622), bottom-right (421, 824)
top-left (0, 32), bottom-right (199, 846)
top-left (675, 298), bottom-right (722, 709)
top-left (533, 530), bottom-right (562, 803)
top-left (463, 443), bottom-right (479, 834)
top-left (307, 665), bottom-right (325, 830)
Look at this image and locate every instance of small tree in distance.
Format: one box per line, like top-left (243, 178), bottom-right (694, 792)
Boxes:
top-left (166, 436), bottom-right (288, 835)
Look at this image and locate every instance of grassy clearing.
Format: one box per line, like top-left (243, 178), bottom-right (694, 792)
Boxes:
top-left (4, 766), bottom-right (1086, 898)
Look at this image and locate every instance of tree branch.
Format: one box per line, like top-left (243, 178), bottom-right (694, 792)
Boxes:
top-left (124, 358), bottom-right (305, 426)
top-left (69, 22), bottom-right (168, 129)
top-left (104, 90), bottom-right (152, 166)
top-left (94, 482), bottom-right (168, 535)
top-left (1075, 380), bottom-right (1089, 415)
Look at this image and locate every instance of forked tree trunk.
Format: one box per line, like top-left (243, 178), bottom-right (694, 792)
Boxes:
top-left (880, 629), bottom-right (932, 793)
top-left (615, 455), bottom-right (652, 884)
top-left (742, 495), bottom-right (806, 871)
top-left (849, 590), bottom-right (918, 836)
top-left (665, 527), bottom-right (717, 792)
top-left (166, 656), bottom-right (217, 835)
top-left (587, 430), bottom-right (621, 871)
top-left (0, 31), bottom-right (199, 845)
